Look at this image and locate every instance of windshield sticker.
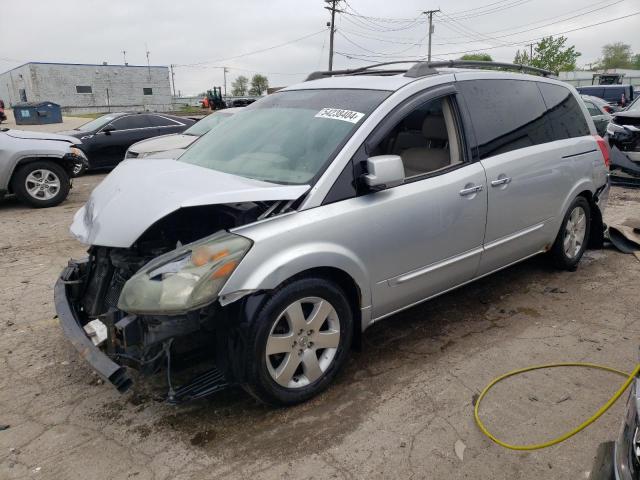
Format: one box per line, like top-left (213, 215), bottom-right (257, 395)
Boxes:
top-left (315, 108), bottom-right (365, 124)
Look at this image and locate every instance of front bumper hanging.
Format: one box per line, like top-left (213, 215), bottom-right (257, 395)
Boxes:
top-left (55, 261), bottom-right (133, 392)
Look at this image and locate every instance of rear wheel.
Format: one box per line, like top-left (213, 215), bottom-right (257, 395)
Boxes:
top-left (242, 277), bottom-right (353, 406)
top-left (11, 161), bottom-right (70, 208)
top-left (550, 196), bottom-right (591, 270)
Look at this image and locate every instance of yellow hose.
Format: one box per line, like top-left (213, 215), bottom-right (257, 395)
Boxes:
top-left (474, 362), bottom-right (640, 451)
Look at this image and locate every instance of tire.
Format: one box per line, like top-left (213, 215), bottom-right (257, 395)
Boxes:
top-left (11, 161), bottom-right (70, 208)
top-left (550, 196), bottom-right (591, 270)
top-left (242, 277), bottom-right (354, 406)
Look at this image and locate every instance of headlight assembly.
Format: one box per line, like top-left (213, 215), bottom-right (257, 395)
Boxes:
top-left (118, 231), bottom-right (252, 315)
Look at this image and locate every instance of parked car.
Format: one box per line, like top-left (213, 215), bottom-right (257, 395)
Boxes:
top-left (607, 97), bottom-right (640, 165)
top-left (59, 112), bottom-right (195, 169)
top-left (230, 98), bottom-right (257, 107)
top-left (576, 85), bottom-right (634, 111)
top-left (0, 128), bottom-right (88, 207)
top-left (125, 108), bottom-right (241, 160)
top-left (55, 62), bottom-right (609, 406)
top-left (581, 95), bottom-right (613, 136)
top-left (589, 379), bottom-right (639, 480)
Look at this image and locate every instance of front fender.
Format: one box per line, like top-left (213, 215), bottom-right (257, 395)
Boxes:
top-left (219, 241), bottom-right (372, 309)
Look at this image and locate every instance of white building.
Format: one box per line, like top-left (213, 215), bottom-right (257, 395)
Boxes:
top-left (0, 62), bottom-right (172, 114)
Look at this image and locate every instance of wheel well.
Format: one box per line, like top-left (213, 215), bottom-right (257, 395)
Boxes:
top-left (9, 157), bottom-right (69, 193)
top-left (577, 189), bottom-right (604, 248)
top-left (287, 267), bottom-right (363, 350)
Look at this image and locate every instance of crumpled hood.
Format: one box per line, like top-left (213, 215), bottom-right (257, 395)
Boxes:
top-left (128, 134), bottom-right (195, 155)
top-left (70, 158), bottom-right (310, 248)
top-left (6, 129), bottom-right (81, 144)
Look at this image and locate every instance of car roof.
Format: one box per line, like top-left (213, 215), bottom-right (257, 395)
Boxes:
top-left (282, 66), bottom-right (563, 93)
top-left (581, 94), bottom-right (607, 104)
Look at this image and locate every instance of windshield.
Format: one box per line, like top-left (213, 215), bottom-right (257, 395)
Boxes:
top-left (627, 97), bottom-right (640, 111)
top-left (77, 115), bottom-right (118, 132)
top-left (179, 89), bottom-right (389, 184)
top-left (184, 111), bottom-right (233, 136)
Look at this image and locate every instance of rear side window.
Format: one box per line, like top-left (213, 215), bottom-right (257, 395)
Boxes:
top-left (147, 115), bottom-right (180, 127)
top-left (538, 83), bottom-right (590, 140)
top-left (111, 115), bottom-right (151, 130)
top-left (584, 101), bottom-right (600, 117)
top-left (458, 79), bottom-right (549, 159)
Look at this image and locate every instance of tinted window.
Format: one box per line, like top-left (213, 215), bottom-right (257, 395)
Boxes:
top-left (111, 115), bottom-right (151, 130)
top-left (143, 87), bottom-right (153, 95)
top-left (538, 83), bottom-right (590, 140)
top-left (584, 102), bottom-right (600, 117)
top-left (459, 79), bottom-right (549, 159)
top-left (76, 85), bottom-right (92, 94)
top-left (147, 115), bottom-right (179, 127)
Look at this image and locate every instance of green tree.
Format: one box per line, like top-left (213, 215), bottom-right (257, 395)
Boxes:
top-left (514, 49), bottom-right (531, 65)
top-left (460, 53), bottom-right (493, 61)
top-left (231, 75), bottom-right (249, 96)
top-left (514, 36), bottom-right (579, 73)
top-left (634, 53), bottom-right (640, 69)
top-left (248, 74), bottom-right (269, 96)
top-left (598, 42), bottom-right (634, 69)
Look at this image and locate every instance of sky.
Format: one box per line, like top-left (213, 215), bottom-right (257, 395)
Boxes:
top-left (1, 0), bottom-right (638, 95)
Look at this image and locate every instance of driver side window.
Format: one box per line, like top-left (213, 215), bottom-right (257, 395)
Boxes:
top-left (370, 96), bottom-right (462, 179)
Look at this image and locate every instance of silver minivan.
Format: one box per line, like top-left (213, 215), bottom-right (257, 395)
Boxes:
top-left (56, 61), bottom-right (610, 405)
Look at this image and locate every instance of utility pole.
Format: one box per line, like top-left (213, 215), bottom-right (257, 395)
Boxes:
top-left (170, 64), bottom-right (176, 97)
top-left (324, 0), bottom-right (341, 71)
top-left (121, 50), bottom-right (127, 65)
top-left (423, 9), bottom-right (440, 62)
top-left (223, 67), bottom-right (228, 96)
top-left (525, 43), bottom-right (534, 60)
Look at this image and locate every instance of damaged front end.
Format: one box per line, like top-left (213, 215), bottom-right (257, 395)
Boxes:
top-left (54, 200), bottom-right (290, 397)
top-left (608, 112), bottom-right (640, 186)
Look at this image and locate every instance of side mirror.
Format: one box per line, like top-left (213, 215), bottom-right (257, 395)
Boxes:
top-left (102, 125), bottom-right (115, 134)
top-left (363, 155), bottom-right (405, 190)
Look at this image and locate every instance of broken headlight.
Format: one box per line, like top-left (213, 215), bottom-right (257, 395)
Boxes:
top-left (118, 231), bottom-right (252, 315)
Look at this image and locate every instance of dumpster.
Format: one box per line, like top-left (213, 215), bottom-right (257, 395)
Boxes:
top-left (13, 101), bottom-right (63, 125)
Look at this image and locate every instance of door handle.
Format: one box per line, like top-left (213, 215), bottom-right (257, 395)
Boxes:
top-left (491, 176), bottom-right (512, 187)
top-left (459, 184), bottom-right (483, 196)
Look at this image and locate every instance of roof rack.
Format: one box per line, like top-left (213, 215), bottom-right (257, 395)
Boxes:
top-left (305, 60), bottom-right (555, 81)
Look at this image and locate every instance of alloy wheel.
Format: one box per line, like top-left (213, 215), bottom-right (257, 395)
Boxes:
top-left (265, 296), bottom-right (341, 389)
top-left (25, 169), bottom-right (61, 201)
top-left (563, 205), bottom-right (587, 259)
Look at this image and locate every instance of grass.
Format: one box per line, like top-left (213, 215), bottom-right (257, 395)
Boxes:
top-left (70, 112), bottom-right (102, 119)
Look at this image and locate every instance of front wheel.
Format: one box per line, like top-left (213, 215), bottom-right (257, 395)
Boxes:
top-left (550, 196), bottom-right (591, 270)
top-left (242, 277), bottom-right (354, 406)
top-left (11, 161), bottom-right (70, 208)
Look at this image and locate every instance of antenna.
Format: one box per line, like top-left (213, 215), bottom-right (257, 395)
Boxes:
top-left (145, 43), bottom-right (151, 79)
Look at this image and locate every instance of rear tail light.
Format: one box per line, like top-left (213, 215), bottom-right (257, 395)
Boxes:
top-left (603, 105), bottom-right (614, 114)
top-left (594, 134), bottom-right (610, 168)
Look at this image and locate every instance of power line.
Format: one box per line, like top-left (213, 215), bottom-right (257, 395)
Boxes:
top-left (336, 10), bottom-right (640, 60)
top-left (175, 29), bottom-right (328, 67)
top-left (444, 0), bottom-right (528, 17)
top-left (446, 0), bottom-right (533, 20)
top-left (435, 0), bottom-right (625, 45)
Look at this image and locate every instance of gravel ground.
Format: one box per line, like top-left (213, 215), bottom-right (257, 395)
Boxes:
top-left (0, 174), bottom-right (639, 480)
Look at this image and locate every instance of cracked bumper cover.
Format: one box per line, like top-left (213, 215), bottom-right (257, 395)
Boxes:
top-left (55, 261), bottom-right (132, 393)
